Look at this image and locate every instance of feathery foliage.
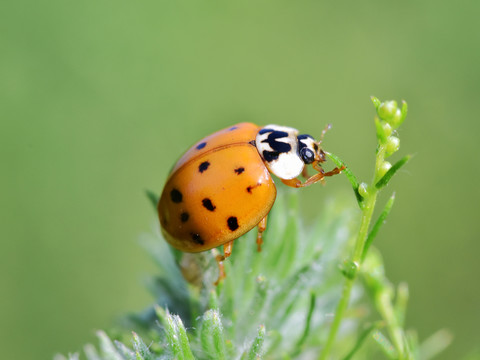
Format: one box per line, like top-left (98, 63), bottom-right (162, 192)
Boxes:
top-left (56, 98), bottom-right (452, 360)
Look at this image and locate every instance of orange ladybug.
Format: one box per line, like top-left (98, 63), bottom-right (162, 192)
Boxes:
top-left (158, 123), bottom-right (343, 282)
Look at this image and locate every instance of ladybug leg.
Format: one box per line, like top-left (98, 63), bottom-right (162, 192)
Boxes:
top-left (256, 215), bottom-right (268, 252)
top-left (281, 177), bottom-right (317, 188)
top-left (281, 163), bottom-right (345, 188)
top-left (312, 161), bottom-right (345, 177)
top-left (314, 165), bottom-right (345, 179)
top-left (301, 166), bottom-right (310, 179)
top-left (214, 240), bottom-right (234, 285)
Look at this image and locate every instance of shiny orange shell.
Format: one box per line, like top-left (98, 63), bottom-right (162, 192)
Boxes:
top-left (158, 123), bottom-right (276, 252)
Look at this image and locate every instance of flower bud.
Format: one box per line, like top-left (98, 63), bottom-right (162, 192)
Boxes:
top-left (382, 123), bottom-right (393, 137)
top-left (341, 260), bottom-right (359, 280)
top-left (358, 182), bottom-right (369, 198)
top-left (377, 100), bottom-right (398, 121)
top-left (386, 136), bottom-right (400, 156)
top-left (378, 161), bottom-right (392, 178)
top-left (390, 108), bottom-right (402, 127)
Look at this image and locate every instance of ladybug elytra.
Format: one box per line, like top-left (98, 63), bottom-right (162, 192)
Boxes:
top-left (158, 122), bottom-right (343, 282)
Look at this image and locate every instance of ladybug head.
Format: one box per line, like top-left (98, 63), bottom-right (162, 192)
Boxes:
top-left (255, 124), bottom-right (330, 181)
top-left (297, 123), bottom-right (330, 165)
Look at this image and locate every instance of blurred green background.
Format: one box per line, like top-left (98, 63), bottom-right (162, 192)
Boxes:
top-left (1, 0), bottom-right (479, 359)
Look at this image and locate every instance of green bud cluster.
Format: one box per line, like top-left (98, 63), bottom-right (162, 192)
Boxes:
top-left (370, 97), bottom-right (408, 185)
top-left (371, 97), bottom-right (407, 158)
top-left (375, 99), bottom-right (408, 129)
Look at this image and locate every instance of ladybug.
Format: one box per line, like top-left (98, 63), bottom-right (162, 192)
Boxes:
top-left (158, 123), bottom-right (343, 282)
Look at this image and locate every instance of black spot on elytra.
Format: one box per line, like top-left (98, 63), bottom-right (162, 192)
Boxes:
top-left (229, 126), bottom-right (238, 131)
top-left (227, 216), bottom-right (239, 231)
top-left (246, 183), bottom-right (261, 193)
top-left (180, 212), bottom-right (189, 222)
top-left (191, 233), bottom-right (205, 245)
top-left (234, 167), bottom-right (245, 175)
top-left (198, 161), bottom-right (210, 173)
top-left (170, 189), bottom-right (183, 203)
top-left (249, 140), bottom-right (256, 146)
top-left (202, 198), bottom-right (216, 211)
top-left (196, 142), bottom-right (207, 150)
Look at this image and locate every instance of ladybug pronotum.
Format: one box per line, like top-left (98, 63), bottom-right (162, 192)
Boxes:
top-left (158, 122), bottom-right (343, 283)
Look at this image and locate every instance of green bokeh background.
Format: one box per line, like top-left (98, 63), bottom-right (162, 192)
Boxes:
top-left (1, 1), bottom-right (479, 359)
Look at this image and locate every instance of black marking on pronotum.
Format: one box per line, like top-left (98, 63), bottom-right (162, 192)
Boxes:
top-left (263, 150), bottom-right (280, 162)
top-left (229, 126), bottom-right (238, 131)
top-left (198, 161), bottom-right (210, 173)
top-left (170, 189), bottom-right (183, 203)
top-left (234, 167), bottom-right (245, 175)
top-left (196, 142), bottom-right (207, 150)
top-left (297, 134), bottom-right (314, 151)
top-left (202, 198), bottom-right (216, 211)
top-left (191, 233), bottom-right (205, 245)
top-left (180, 212), bottom-right (189, 222)
top-left (260, 129), bottom-right (291, 163)
top-left (227, 216), bottom-right (239, 231)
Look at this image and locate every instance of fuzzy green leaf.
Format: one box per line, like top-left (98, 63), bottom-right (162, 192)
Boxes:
top-left (372, 330), bottom-right (397, 359)
top-left (375, 155), bottom-right (411, 189)
top-left (132, 332), bottom-right (154, 360)
top-left (209, 289), bottom-right (219, 310)
top-left (84, 344), bottom-right (102, 360)
top-left (394, 282), bottom-right (409, 328)
top-left (201, 309), bottom-right (227, 360)
top-left (174, 315), bottom-right (195, 360)
top-left (243, 325), bottom-right (266, 360)
top-left (113, 340), bottom-right (134, 359)
top-left (418, 329), bottom-right (453, 360)
top-left (156, 306), bottom-right (194, 360)
top-left (293, 292), bottom-right (316, 354)
top-left (96, 331), bottom-right (126, 360)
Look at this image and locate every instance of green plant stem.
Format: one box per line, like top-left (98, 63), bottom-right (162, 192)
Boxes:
top-left (319, 193), bottom-right (377, 360)
top-left (320, 143), bottom-right (386, 360)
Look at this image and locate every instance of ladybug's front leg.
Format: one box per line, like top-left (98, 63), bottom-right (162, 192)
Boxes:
top-left (313, 162), bottom-right (345, 178)
top-left (256, 215), bottom-right (268, 252)
top-left (214, 240), bottom-right (234, 285)
top-left (281, 176), bottom-right (323, 188)
top-left (281, 162), bottom-right (345, 188)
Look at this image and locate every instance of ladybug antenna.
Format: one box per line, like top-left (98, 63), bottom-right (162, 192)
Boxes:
top-left (318, 123), bottom-right (332, 145)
